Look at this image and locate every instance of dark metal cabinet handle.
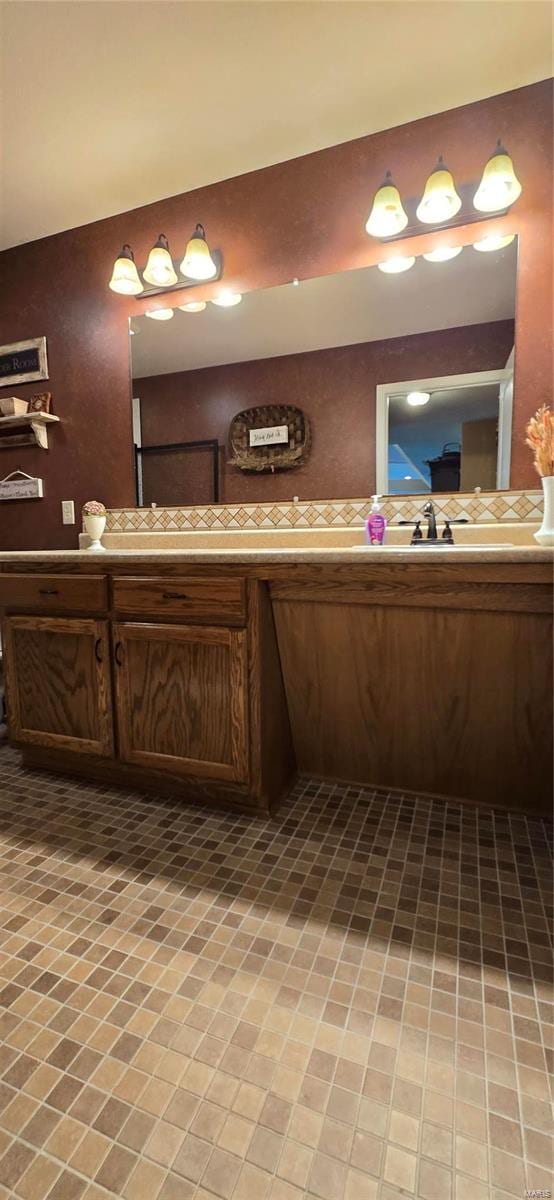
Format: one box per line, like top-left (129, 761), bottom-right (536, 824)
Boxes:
top-left (114, 641), bottom-right (123, 666)
top-left (39, 588), bottom-right (59, 595)
top-left (94, 638), bottom-right (103, 664)
top-left (162, 591), bottom-right (189, 600)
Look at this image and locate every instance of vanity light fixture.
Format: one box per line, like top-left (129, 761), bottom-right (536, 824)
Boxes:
top-left (416, 157), bottom-right (462, 225)
top-left (108, 245), bottom-right (143, 295)
top-left (143, 234), bottom-right (178, 288)
top-left (145, 307), bottom-right (174, 320)
top-left (473, 233), bottom-right (515, 253)
top-left (179, 301), bottom-right (207, 313)
top-left (211, 290), bottom-right (242, 307)
top-left (180, 224), bottom-right (218, 281)
top-left (406, 391), bottom-right (431, 407)
top-left (423, 245), bottom-right (463, 262)
top-left (365, 171), bottom-right (409, 238)
top-left (378, 255), bottom-right (416, 274)
top-left (473, 142), bottom-right (522, 213)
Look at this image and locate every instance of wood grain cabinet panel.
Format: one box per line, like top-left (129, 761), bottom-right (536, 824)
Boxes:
top-left (113, 622), bottom-right (249, 783)
top-left (112, 576), bottom-right (246, 624)
top-left (273, 600), bottom-right (553, 810)
top-left (2, 616), bottom-right (113, 756)
top-left (0, 574), bottom-right (107, 613)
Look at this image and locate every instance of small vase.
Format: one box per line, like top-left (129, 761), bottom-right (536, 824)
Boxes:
top-left (84, 513), bottom-right (106, 551)
top-left (534, 476), bottom-right (554, 546)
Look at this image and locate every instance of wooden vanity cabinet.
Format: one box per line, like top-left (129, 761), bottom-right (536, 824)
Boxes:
top-left (0, 570), bottom-right (294, 814)
top-left (3, 615), bottom-right (113, 757)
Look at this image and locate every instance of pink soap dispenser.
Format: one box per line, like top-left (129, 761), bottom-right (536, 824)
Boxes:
top-left (366, 495), bottom-right (387, 545)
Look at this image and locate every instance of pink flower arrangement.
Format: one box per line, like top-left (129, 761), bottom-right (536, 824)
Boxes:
top-left (82, 500), bottom-right (106, 516)
top-left (525, 405), bottom-right (554, 478)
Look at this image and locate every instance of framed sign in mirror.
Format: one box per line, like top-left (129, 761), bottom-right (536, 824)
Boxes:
top-left (0, 338), bottom-right (49, 388)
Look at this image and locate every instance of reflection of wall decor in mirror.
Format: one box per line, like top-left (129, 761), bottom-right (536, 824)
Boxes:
top-left (365, 142), bottom-right (522, 241)
top-left (109, 225), bottom-right (223, 299)
top-left (229, 405), bottom-right (310, 472)
top-left (0, 338), bottom-right (49, 388)
top-left (129, 231), bottom-right (518, 504)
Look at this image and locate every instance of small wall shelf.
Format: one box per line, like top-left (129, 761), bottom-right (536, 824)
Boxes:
top-left (0, 413), bottom-right (60, 451)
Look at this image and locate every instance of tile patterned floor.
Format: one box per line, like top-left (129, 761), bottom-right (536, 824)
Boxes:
top-left (0, 742), bottom-right (552, 1200)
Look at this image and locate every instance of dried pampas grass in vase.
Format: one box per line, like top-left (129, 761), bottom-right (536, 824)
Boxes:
top-left (525, 404), bottom-right (554, 546)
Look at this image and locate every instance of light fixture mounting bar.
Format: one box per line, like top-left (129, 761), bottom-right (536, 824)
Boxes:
top-left (374, 184), bottom-right (507, 242)
top-left (135, 249), bottom-right (223, 299)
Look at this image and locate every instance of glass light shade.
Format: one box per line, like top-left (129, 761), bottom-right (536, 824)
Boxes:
top-left (180, 224), bottom-right (217, 280)
top-left (143, 235), bottom-right (178, 287)
top-left (145, 308), bottom-right (174, 321)
top-left (473, 233), bottom-right (515, 253)
top-left (211, 290), bottom-right (242, 307)
top-left (423, 245), bottom-right (463, 262)
top-left (473, 142), bottom-right (522, 213)
top-left (407, 391), bottom-right (431, 407)
top-left (365, 171), bottom-right (408, 238)
top-left (378, 255), bottom-right (415, 274)
top-left (416, 157), bottom-right (462, 225)
top-left (179, 301), bottom-right (207, 313)
top-left (108, 245), bottom-right (143, 295)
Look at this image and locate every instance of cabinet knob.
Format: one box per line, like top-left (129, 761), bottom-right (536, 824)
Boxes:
top-left (114, 641), bottom-right (123, 666)
top-left (38, 588), bottom-right (59, 595)
top-left (162, 591), bottom-right (188, 600)
top-left (94, 638), bottom-right (103, 664)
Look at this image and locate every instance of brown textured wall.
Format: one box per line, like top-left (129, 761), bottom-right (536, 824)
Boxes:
top-left (0, 79), bottom-right (551, 549)
top-left (136, 321), bottom-right (515, 504)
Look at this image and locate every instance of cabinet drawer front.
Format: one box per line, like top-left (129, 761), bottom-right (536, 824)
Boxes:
top-left (0, 574), bottom-right (108, 613)
top-left (113, 576), bottom-right (246, 624)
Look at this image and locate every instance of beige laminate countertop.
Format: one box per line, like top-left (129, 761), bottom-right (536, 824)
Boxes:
top-left (0, 547), bottom-right (552, 566)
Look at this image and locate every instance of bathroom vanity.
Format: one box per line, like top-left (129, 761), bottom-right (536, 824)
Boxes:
top-left (0, 544), bottom-right (551, 813)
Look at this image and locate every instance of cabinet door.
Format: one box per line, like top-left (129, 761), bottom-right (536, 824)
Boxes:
top-left (3, 615), bottom-right (113, 756)
top-left (113, 622), bottom-right (249, 783)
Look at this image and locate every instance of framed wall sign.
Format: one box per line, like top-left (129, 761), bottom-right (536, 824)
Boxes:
top-left (0, 470), bottom-right (43, 500)
top-left (0, 338), bottom-right (49, 388)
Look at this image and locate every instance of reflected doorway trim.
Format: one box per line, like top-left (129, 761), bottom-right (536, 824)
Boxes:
top-left (135, 439), bottom-right (220, 506)
top-left (375, 367), bottom-right (513, 496)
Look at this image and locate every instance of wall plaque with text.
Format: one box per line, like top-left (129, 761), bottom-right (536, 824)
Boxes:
top-left (0, 338), bottom-right (49, 388)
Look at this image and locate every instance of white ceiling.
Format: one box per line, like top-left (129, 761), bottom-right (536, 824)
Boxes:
top-left (130, 238), bottom-right (517, 378)
top-left (0, 2), bottom-right (551, 249)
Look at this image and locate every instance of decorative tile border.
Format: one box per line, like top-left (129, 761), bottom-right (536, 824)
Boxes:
top-left (104, 490), bottom-right (542, 534)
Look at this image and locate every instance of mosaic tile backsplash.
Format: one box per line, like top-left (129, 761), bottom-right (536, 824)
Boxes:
top-left (104, 491), bottom-right (543, 534)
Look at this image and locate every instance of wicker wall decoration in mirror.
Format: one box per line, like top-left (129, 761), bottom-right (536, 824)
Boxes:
top-left (228, 404), bottom-right (310, 472)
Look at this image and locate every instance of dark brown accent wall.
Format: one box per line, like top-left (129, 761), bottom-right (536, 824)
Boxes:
top-left (136, 321), bottom-right (515, 504)
top-left (0, 79), bottom-right (551, 548)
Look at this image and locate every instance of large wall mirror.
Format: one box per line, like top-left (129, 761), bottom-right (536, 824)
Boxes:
top-left (130, 233), bottom-right (517, 506)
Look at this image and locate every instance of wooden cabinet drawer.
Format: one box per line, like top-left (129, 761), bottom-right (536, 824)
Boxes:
top-left (112, 576), bottom-right (246, 624)
top-left (0, 574), bottom-right (108, 613)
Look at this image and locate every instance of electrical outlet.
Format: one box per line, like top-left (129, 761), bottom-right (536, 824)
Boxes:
top-left (61, 500), bottom-right (75, 525)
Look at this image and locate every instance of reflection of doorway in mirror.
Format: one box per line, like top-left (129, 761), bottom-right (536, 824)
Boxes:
top-left (376, 365), bottom-right (514, 496)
